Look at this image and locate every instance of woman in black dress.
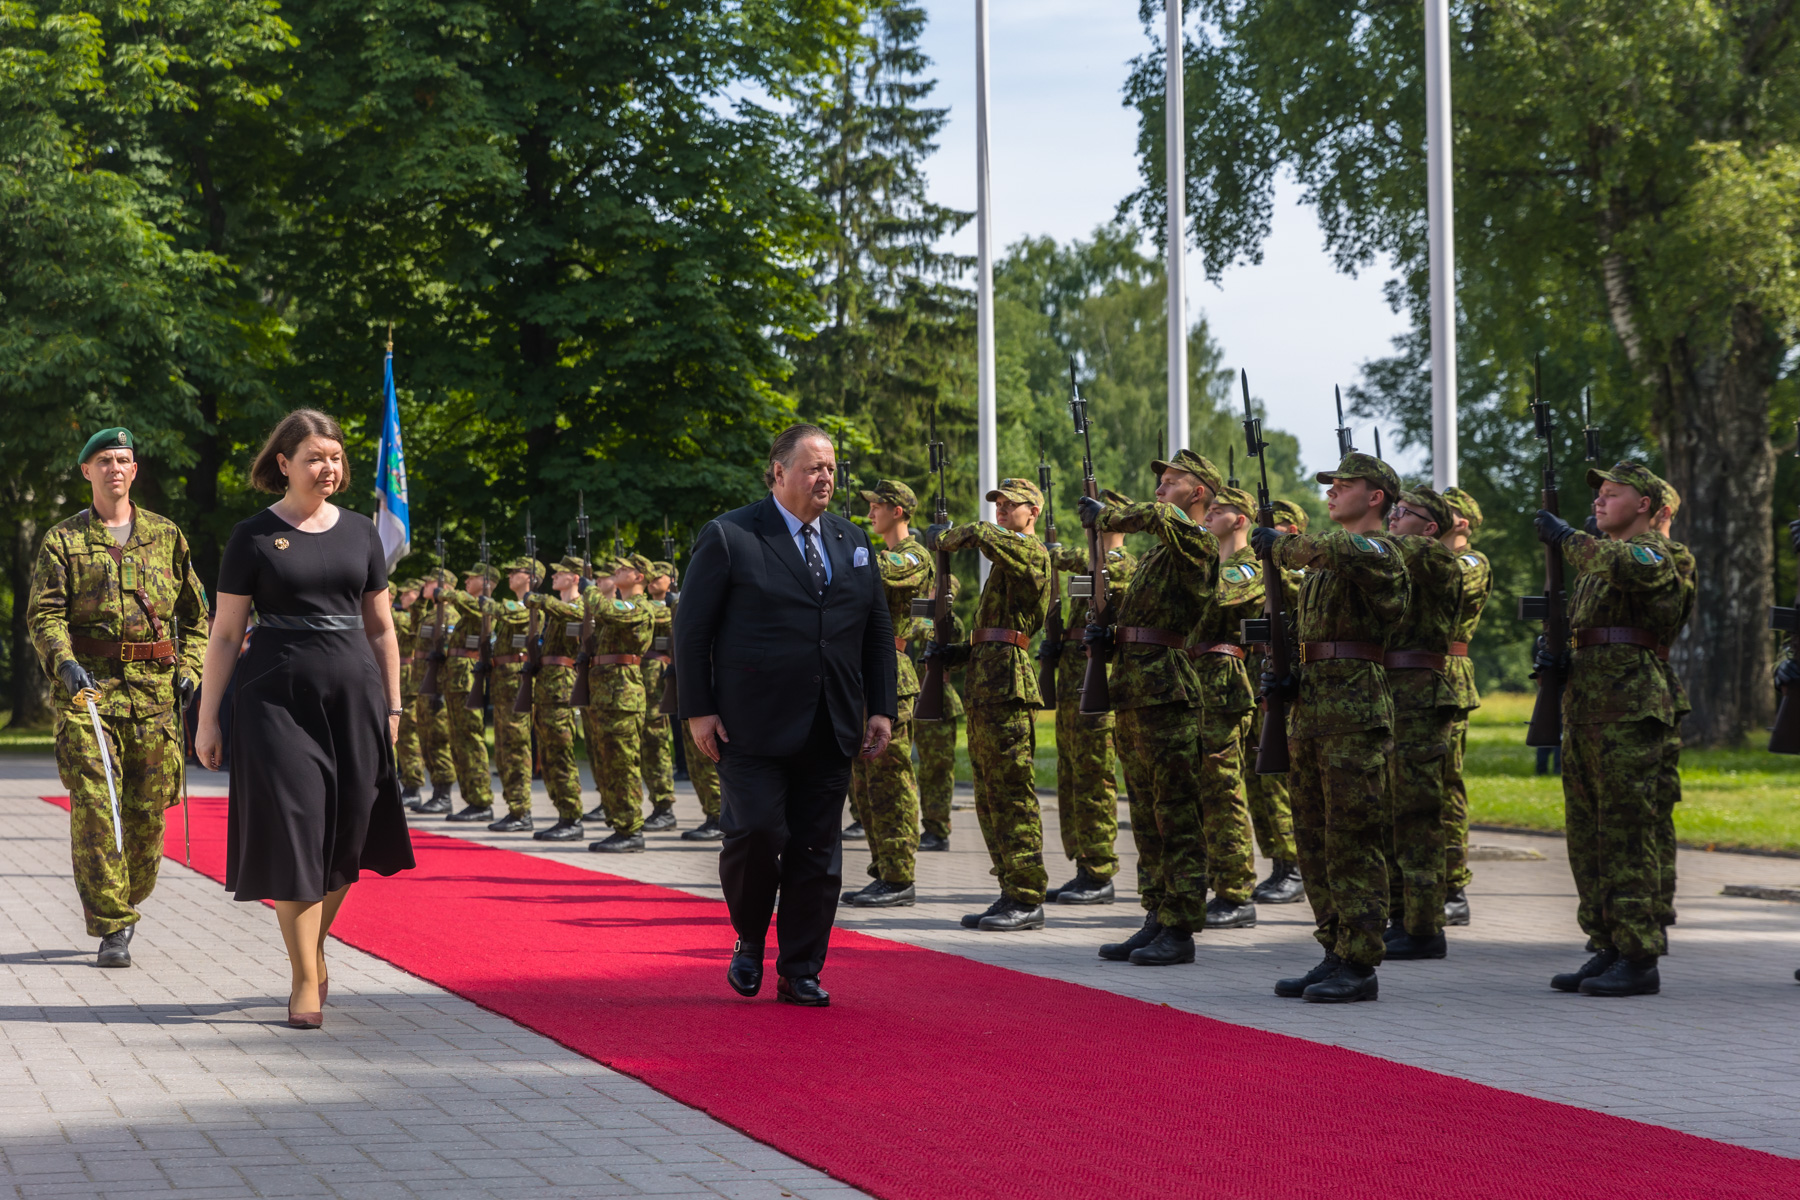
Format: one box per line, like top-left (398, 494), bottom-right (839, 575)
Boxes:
top-left (194, 409), bottom-right (414, 1028)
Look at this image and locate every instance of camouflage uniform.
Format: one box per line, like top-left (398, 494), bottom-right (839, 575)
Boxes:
top-left (1093, 479), bottom-right (1222, 934)
top-left (1439, 487), bottom-right (1489, 893)
top-left (412, 583), bottom-right (457, 791)
top-left (28, 505), bottom-right (208, 937)
top-left (1048, 542), bottom-right (1134, 881)
top-left (1383, 491), bottom-right (1464, 937)
top-left (443, 572), bottom-right (500, 811)
top-left (579, 584), bottom-right (657, 835)
top-left (1273, 455), bottom-right (1410, 969)
top-left (391, 594), bottom-right (426, 792)
top-left (530, 587), bottom-right (589, 822)
top-left (490, 562), bottom-right (541, 820)
top-left (1190, 531), bottom-right (1265, 908)
top-left (1244, 563), bottom-right (1303, 863)
top-left (640, 600), bottom-right (677, 812)
top-left (681, 718), bottom-right (721, 818)
top-left (849, 524), bottom-right (933, 884)
top-left (936, 505), bottom-right (1050, 905)
top-left (911, 605), bottom-right (964, 840)
top-left (1656, 531), bottom-right (1695, 928)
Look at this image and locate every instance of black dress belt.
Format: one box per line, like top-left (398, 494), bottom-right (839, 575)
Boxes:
top-left (257, 613), bottom-right (365, 631)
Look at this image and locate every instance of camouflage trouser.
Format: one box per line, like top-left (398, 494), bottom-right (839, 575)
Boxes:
top-left (680, 719), bottom-right (721, 818)
top-left (395, 696), bottom-right (425, 790)
top-left (1563, 718), bottom-right (1680, 959)
top-left (849, 698), bottom-right (919, 884)
top-left (1443, 715), bottom-right (1472, 890)
top-left (1386, 705), bottom-right (1454, 936)
top-left (1115, 702), bottom-right (1207, 933)
top-left (536, 704), bottom-right (584, 822)
top-left (1289, 727), bottom-right (1393, 969)
top-left (640, 661), bottom-right (675, 808)
top-left (491, 668), bottom-right (533, 817)
top-left (1200, 707), bottom-right (1256, 904)
top-left (1054, 695), bottom-right (1119, 880)
top-left (1246, 705), bottom-right (1297, 862)
top-left (415, 693), bottom-right (455, 788)
top-left (443, 690), bottom-right (493, 807)
top-left (915, 715), bottom-right (957, 840)
top-left (584, 707), bottom-right (644, 835)
top-left (967, 700), bottom-right (1045, 904)
top-left (55, 706), bottom-right (182, 937)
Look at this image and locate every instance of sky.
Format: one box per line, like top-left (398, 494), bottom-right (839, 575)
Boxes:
top-left (913, 0), bottom-right (1424, 479)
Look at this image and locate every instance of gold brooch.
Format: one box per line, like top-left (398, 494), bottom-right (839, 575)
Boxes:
top-left (274, 537), bottom-right (290, 550)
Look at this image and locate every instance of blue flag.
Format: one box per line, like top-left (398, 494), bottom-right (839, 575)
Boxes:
top-left (374, 348), bottom-right (411, 570)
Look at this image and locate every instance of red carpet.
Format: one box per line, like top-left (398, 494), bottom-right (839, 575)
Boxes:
top-left (44, 793), bottom-right (1800, 1199)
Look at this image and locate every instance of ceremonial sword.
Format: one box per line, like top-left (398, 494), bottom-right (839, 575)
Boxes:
top-left (74, 686), bottom-right (123, 856)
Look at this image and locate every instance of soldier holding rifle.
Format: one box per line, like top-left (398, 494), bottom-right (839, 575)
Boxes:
top-left (1438, 486), bottom-right (1490, 926)
top-left (527, 556), bottom-right (595, 841)
top-left (390, 578), bottom-right (427, 805)
top-left (640, 550), bottom-right (679, 834)
top-left (440, 554), bottom-right (501, 822)
top-left (488, 553), bottom-right (542, 832)
top-left (1245, 500), bottom-right (1306, 905)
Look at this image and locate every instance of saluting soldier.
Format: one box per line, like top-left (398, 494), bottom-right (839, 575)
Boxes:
top-left (28, 428), bottom-right (209, 968)
top-left (1438, 486), bottom-right (1490, 926)
top-left (528, 557), bottom-right (593, 840)
top-left (487, 557), bottom-right (541, 832)
top-left (925, 478), bottom-right (1052, 932)
top-left (843, 481), bottom-right (933, 907)
top-left (408, 570), bottom-right (458, 813)
top-left (910, 573), bottom-right (964, 851)
top-left (581, 558), bottom-right (659, 853)
top-left (440, 561), bottom-right (501, 822)
top-left (1083, 451), bottom-right (1223, 966)
top-left (1534, 462), bottom-right (1690, 997)
top-left (1246, 500), bottom-right (1307, 903)
top-left (640, 560), bottom-right (679, 832)
top-left (391, 578), bottom-right (427, 806)
top-left (1255, 451), bottom-right (1408, 1003)
top-left (1381, 488), bottom-right (1464, 961)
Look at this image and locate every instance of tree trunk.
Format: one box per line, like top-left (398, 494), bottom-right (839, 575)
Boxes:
top-left (8, 515), bottom-right (52, 729)
top-left (1654, 306), bottom-right (1783, 747)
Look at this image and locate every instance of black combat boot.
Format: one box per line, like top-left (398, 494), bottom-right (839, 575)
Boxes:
top-left (488, 812), bottom-right (533, 833)
top-left (1578, 954), bottom-right (1660, 997)
top-left (977, 899), bottom-right (1045, 932)
top-left (1055, 868), bottom-right (1115, 906)
top-left (1550, 948), bottom-right (1617, 993)
top-left (1099, 914), bottom-right (1162, 961)
top-left (961, 897), bottom-right (1007, 929)
top-left (533, 818), bottom-right (584, 842)
top-left (918, 831), bottom-right (950, 852)
top-left (842, 820), bottom-right (867, 841)
top-left (446, 805), bottom-right (493, 823)
top-left (1128, 926), bottom-right (1195, 966)
top-left (1382, 919), bottom-right (1407, 944)
top-left (1385, 930), bottom-right (1448, 960)
top-left (1251, 860), bottom-right (1305, 904)
top-left (590, 831), bottom-right (646, 853)
top-left (1203, 897), bottom-right (1256, 929)
top-left (96, 929), bottom-right (132, 968)
top-left (1303, 962), bottom-right (1379, 1003)
top-left (849, 881), bottom-right (916, 908)
top-left (400, 785), bottom-right (421, 808)
top-left (642, 802), bottom-right (677, 832)
top-left (583, 804), bottom-right (607, 822)
top-left (415, 785), bottom-right (452, 815)
top-left (1275, 953), bottom-right (1342, 997)
top-left (681, 815), bottom-right (724, 841)
top-left (1444, 887), bottom-right (1471, 926)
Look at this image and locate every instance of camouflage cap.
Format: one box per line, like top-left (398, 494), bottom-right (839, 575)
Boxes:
top-left (1213, 485), bottom-right (1258, 515)
top-left (394, 577), bottom-right (422, 594)
top-left (648, 560), bottom-right (677, 581)
top-left (1442, 486), bottom-right (1483, 529)
top-left (859, 479), bottom-right (920, 511)
top-left (1397, 487), bottom-right (1453, 534)
top-left (1656, 476), bottom-right (1680, 518)
top-left (78, 427), bottom-right (134, 465)
top-left (1585, 460), bottom-right (1666, 509)
top-left (464, 561), bottom-right (501, 585)
top-left (1270, 498), bottom-right (1309, 533)
top-left (986, 477), bottom-right (1043, 507)
top-left (1151, 448), bottom-right (1225, 496)
top-left (624, 553), bottom-right (654, 578)
top-left (502, 556), bottom-right (544, 582)
top-left (1100, 487), bottom-right (1134, 508)
top-left (552, 555), bottom-right (586, 577)
top-left (1315, 451), bottom-right (1402, 504)
top-left (426, 567), bottom-right (457, 587)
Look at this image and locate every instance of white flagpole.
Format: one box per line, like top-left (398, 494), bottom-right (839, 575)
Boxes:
top-left (1166, 0), bottom-right (1189, 456)
top-left (975, 0), bottom-right (997, 582)
top-left (1425, 0), bottom-right (1457, 487)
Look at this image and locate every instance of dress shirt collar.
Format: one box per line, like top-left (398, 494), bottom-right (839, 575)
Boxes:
top-left (772, 495), bottom-right (822, 538)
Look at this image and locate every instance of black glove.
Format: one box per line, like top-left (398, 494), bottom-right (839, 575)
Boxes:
top-left (57, 659), bottom-right (97, 697)
top-left (471, 659), bottom-right (490, 676)
top-left (577, 576), bottom-right (594, 592)
top-left (1777, 657), bottom-right (1800, 690)
top-left (175, 675), bottom-right (196, 708)
top-left (1259, 670), bottom-right (1299, 701)
top-left (1788, 517), bottom-right (1800, 555)
top-left (427, 647), bottom-right (447, 664)
top-left (1076, 495), bottom-right (1105, 529)
top-left (921, 639), bottom-right (942, 663)
top-left (1531, 635), bottom-right (1569, 677)
top-left (1082, 623), bottom-right (1114, 654)
top-left (922, 523), bottom-right (950, 551)
top-left (1534, 509), bottom-right (1576, 546)
top-left (1249, 524), bottom-right (1283, 556)
top-left (1583, 514), bottom-right (1601, 537)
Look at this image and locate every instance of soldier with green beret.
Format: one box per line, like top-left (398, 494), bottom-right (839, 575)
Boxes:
top-left (525, 556), bottom-right (594, 839)
top-left (484, 556), bottom-right (542, 831)
top-left (1255, 451), bottom-right (1409, 1002)
top-left (28, 427), bottom-right (210, 967)
top-left (1438, 485), bottom-right (1490, 925)
top-left (926, 476), bottom-right (1052, 931)
top-left (580, 556), bottom-right (659, 852)
top-left (1380, 488), bottom-right (1464, 960)
top-left (1533, 461), bottom-right (1690, 996)
top-left (910, 572), bottom-right (964, 850)
top-left (436, 561), bottom-right (503, 822)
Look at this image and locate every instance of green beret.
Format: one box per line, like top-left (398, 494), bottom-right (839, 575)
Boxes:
top-left (1152, 449), bottom-right (1224, 496)
top-left (79, 427), bottom-right (134, 466)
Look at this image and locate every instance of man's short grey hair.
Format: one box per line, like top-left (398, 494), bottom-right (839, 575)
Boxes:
top-left (764, 423), bottom-right (833, 490)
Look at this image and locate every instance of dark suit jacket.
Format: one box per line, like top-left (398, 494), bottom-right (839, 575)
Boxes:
top-left (675, 495), bottom-right (897, 759)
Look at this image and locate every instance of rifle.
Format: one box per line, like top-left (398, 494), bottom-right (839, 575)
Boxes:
top-left (1239, 370), bottom-right (1293, 774)
top-left (418, 521), bottom-right (449, 707)
top-left (657, 518), bottom-right (680, 716)
top-left (1070, 359), bottom-right (1111, 716)
top-left (912, 403), bottom-right (953, 722)
top-left (1227, 447), bottom-right (1238, 489)
top-left (1335, 385), bottom-right (1354, 458)
top-left (837, 456), bottom-right (854, 521)
top-left (467, 521), bottom-right (493, 711)
top-left (512, 515), bottom-right (541, 715)
top-left (1373, 427), bottom-right (1383, 461)
top-left (1582, 387), bottom-right (1603, 510)
top-left (1516, 355), bottom-right (1568, 749)
top-left (1770, 419), bottom-right (1800, 753)
top-left (1034, 436), bottom-right (1061, 708)
top-left (569, 493), bottom-right (595, 707)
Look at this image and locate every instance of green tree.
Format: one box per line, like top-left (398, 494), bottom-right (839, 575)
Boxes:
top-left (1125, 0), bottom-right (1800, 743)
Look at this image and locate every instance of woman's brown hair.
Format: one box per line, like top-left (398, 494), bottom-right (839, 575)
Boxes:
top-left (250, 409), bottom-right (349, 494)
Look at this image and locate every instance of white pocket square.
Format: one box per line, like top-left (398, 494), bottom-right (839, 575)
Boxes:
top-left (853, 546), bottom-right (869, 568)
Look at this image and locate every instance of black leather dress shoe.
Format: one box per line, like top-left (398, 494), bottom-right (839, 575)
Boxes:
top-left (849, 881), bottom-right (915, 908)
top-left (1128, 927), bottom-right (1194, 966)
top-left (843, 879), bottom-right (881, 904)
top-left (681, 815), bottom-right (724, 841)
top-left (1099, 914), bottom-right (1162, 961)
top-left (1550, 948), bottom-right (1617, 993)
top-left (1579, 954), bottom-right (1660, 997)
top-left (1444, 888), bottom-right (1471, 926)
top-left (1251, 860), bottom-right (1305, 904)
top-left (642, 803), bottom-right (677, 832)
top-left (1304, 962), bottom-right (1378, 1003)
top-left (96, 930), bottom-right (131, 968)
top-left (1055, 869), bottom-right (1115, 906)
top-left (1275, 953), bottom-right (1342, 998)
top-left (842, 821), bottom-right (867, 841)
top-left (1382, 920), bottom-right (1406, 944)
top-left (978, 900), bottom-right (1045, 932)
top-left (1385, 930), bottom-right (1448, 960)
top-left (533, 818), bottom-right (584, 842)
top-left (727, 941), bottom-right (763, 997)
top-left (918, 831), bottom-right (950, 852)
top-left (590, 831), bottom-right (646, 853)
top-left (1202, 897), bottom-right (1256, 929)
top-left (776, 975), bottom-right (830, 1006)
top-left (415, 788), bottom-right (453, 815)
top-left (447, 805), bottom-right (493, 823)
top-left (488, 813), bottom-right (533, 832)
top-left (961, 897), bottom-right (1006, 929)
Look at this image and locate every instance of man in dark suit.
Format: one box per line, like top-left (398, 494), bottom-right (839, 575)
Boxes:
top-left (675, 424), bottom-right (897, 1007)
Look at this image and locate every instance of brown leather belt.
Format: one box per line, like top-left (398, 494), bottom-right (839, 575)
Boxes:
top-left (1385, 650), bottom-right (1447, 671)
top-left (541, 655), bottom-right (578, 667)
top-left (1118, 626), bottom-right (1186, 650)
top-left (1299, 641), bottom-right (1386, 665)
top-left (1187, 641), bottom-right (1248, 660)
top-left (894, 635), bottom-right (909, 652)
top-left (1576, 626), bottom-right (1670, 661)
top-left (493, 653), bottom-right (527, 664)
top-left (972, 628), bottom-right (1030, 649)
top-left (591, 653), bottom-right (641, 666)
top-left (1448, 642), bottom-right (1469, 657)
top-left (449, 648), bottom-right (483, 659)
top-left (72, 634), bottom-right (175, 663)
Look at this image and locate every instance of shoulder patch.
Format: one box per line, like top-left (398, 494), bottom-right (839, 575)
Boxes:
top-left (885, 551), bottom-right (906, 566)
top-left (904, 552), bottom-right (919, 565)
top-left (613, 599), bottom-right (634, 611)
top-left (1240, 562), bottom-right (1259, 579)
top-left (1350, 534), bottom-right (1387, 555)
top-left (1629, 544), bottom-right (1664, 565)
top-left (1222, 565), bottom-right (1244, 584)
top-left (1460, 554), bottom-right (1482, 568)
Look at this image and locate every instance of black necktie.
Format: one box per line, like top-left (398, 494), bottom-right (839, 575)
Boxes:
top-left (801, 524), bottom-right (827, 597)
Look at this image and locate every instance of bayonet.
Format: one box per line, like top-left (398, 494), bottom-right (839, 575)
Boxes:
top-left (1335, 385), bottom-right (1353, 458)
